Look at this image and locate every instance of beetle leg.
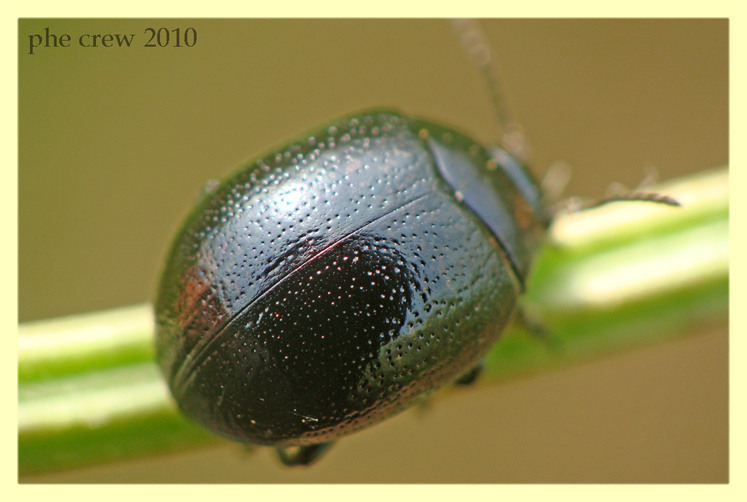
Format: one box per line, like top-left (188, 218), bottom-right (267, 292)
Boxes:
top-left (453, 361), bottom-right (485, 386)
top-left (516, 306), bottom-right (562, 352)
top-left (275, 442), bottom-right (334, 467)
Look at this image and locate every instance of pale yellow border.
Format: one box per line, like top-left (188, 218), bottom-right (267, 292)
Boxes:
top-left (5, 1), bottom-right (745, 501)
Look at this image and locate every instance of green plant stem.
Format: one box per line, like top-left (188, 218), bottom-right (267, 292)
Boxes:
top-left (18, 167), bottom-right (729, 477)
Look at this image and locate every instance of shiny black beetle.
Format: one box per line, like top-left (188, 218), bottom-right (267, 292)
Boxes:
top-left (155, 20), bottom-right (574, 466)
top-left (155, 108), bottom-right (547, 464)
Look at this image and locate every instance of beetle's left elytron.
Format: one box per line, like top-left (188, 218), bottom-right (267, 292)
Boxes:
top-left (154, 108), bottom-right (548, 464)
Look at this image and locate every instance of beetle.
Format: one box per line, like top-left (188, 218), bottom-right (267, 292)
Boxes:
top-left (153, 19), bottom-right (675, 466)
top-left (154, 109), bottom-right (548, 465)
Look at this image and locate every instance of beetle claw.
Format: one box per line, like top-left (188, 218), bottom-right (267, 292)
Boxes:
top-left (275, 442), bottom-right (335, 467)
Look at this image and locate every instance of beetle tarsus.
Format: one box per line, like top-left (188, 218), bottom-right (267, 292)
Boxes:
top-left (276, 442), bottom-right (334, 467)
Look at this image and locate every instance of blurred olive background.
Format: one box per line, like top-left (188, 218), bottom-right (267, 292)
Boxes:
top-left (19, 19), bottom-right (727, 483)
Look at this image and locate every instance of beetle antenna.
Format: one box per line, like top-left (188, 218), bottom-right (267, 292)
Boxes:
top-left (593, 192), bottom-right (682, 208)
top-left (450, 19), bottom-right (529, 163)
